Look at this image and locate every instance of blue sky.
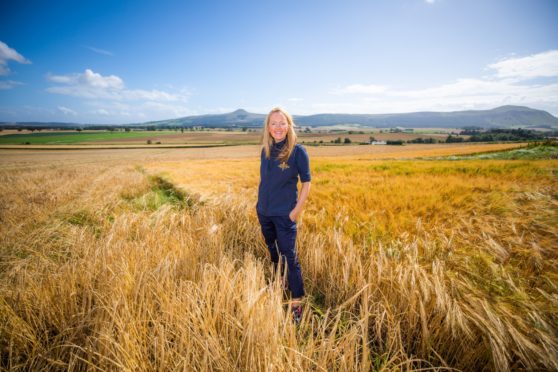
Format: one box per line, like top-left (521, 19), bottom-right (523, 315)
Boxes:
top-left (1, 0), bottom-right (557, 124)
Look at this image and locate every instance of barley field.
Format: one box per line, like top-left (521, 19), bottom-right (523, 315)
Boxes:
top-left (0, 143), bottom-right (556, 371)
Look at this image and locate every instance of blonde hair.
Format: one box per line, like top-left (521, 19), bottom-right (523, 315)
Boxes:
top-left (261, 107), bottom-right (297, 163)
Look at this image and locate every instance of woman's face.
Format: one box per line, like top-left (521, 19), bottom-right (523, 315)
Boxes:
top-left (268, 111), bottom-right (288, 142)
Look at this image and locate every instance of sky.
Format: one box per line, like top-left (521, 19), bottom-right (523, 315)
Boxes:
top-left (1, 0), bottom-right (557, 124)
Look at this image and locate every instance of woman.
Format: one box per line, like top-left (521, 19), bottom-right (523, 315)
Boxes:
top-left (256, 107), bottom-right (311, 324)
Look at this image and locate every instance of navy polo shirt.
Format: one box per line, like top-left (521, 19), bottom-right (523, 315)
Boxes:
top-left (256, 139), bottom-right (311, 216)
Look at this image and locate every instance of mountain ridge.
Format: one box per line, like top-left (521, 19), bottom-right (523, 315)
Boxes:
top-left (2, 105), bottom-right (557, 129)
top-left (144, 105), bottom-right (558, 129)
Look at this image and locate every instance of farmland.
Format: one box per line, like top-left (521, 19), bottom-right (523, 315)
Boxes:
top-left (0, 128), bottom-right (458, 147)
top-left (0, 142), bottom-right (556, 370)
top-left (0, 130), bottom-right (178, 145)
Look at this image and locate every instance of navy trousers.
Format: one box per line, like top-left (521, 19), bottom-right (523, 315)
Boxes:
top-left (257, 213), bottom-right (305, 298)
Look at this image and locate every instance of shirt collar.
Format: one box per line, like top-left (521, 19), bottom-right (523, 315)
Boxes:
top-left (273, 138), bottom-right (287, 148)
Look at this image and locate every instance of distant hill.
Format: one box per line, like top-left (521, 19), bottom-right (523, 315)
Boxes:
top-left (145, 105), bottom-right (558, 129)
top-left (294, 106), bottom-right (558, 128)
top-left (2, 106), bottom-right (557, 129)
top-left (142, 109), bottom-right (266, 128)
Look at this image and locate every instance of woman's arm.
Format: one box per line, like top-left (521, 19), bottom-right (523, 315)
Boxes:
top-left (289, 181), bottom-right (311, 221)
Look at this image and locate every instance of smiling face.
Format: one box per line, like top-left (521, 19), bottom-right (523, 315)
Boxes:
top-left (268, 111), bottom-right (289, 142)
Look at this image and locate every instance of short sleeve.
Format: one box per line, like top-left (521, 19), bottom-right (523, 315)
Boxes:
top-left (295, 145), bottom-right (311, 182)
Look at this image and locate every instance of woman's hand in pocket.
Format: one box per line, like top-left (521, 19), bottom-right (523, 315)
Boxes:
top-left (289, 208), bottom-right (300, 222)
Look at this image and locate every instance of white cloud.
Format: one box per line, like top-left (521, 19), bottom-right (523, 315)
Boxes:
top-left (93, 108), bottom-right (110, 115)
top-left (425, 0), bottom-right (436, 4)
top-left (79, 69), bottom-right (123, 89)
top-left (44, 69), bottom-right (193, 123)
top-left (82, 98), bottom-right (192, 122)
top-left (488, 50), bottom-right (558, 80)
top-left (391, 78), bottom-right (521, 99)
top-left (0, 80), bottom-right (23, 90)
top-left (136, 101), bottom-right (193, 119)
top-left (0, 41), bottom-right (31, 76)
top-left (330, 84), bottom-right (387, 95)
top-left (46, 69), bottom-right (189, 102)
top-left (48, 69), bottom-right (123, 90)
top-left (326, 50), bottom-right (558, 115)
top-left (123, 89), bottom-right (181, 101)
top-left (57, 106), bottom-right (77, 116)
top-left (85, 46), bottom-right (114, 56)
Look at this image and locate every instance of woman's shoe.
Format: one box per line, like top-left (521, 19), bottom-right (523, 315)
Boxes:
top-left (292, 305), bottom-right (303, 325)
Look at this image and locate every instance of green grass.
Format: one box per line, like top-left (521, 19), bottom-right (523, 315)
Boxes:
top-left (0, 131), bottom-right (176, 144)
top-left (429, 143), bottom-right (558, 160)
top-left (123, 175), bottom-right (201, 211)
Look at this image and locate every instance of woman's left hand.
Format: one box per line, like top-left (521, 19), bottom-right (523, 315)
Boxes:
top-left (289, 182), bottom-right (310, 223)
top-left (289, 209), bottom-right (299, 222)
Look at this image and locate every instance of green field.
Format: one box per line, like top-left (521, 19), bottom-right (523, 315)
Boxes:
top-left (0, 131), bottom-right (176, 144)
top-left (431, 142), bottom-right (558, 160)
